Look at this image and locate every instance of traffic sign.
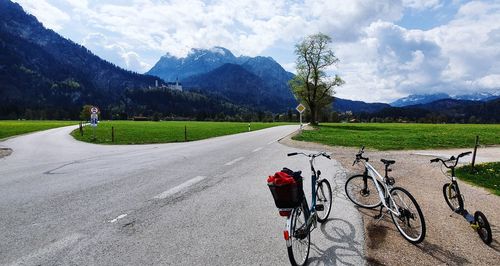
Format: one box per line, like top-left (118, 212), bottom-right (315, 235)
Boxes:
top-left (296, 104), bottom-right (306, 114)
top-left (91, 107), bottom-right (99, 114)
top-left (90, 113), bottom-right (98, 127)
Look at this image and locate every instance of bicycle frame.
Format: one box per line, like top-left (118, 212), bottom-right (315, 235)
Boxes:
top-left (285, 152), bottom-right (330, 247)
top-left (360, 160), bottom-right (401, 217)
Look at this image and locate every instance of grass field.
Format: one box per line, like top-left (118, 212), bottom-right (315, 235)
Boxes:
top-left (0, 120), bottom-right (77, 140)
top-left (293, 123), bottom-right (500, 150)
top-left (71, 121), bottom-right (292, 144)
top-left (456, 162), bottom-right (500, 196)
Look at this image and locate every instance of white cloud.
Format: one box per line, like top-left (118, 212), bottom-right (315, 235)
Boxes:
top-left (403, 0), bottom-right (442, 10)
top-left (13, 0), bottom-right (70, 30)
top-left (82, 33), bottom-right (151, 72)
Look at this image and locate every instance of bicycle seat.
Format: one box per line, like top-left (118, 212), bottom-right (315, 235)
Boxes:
top-left (381, 159), bottom-right (395, 165)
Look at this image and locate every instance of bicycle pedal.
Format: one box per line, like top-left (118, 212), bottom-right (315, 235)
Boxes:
top-left (315, 204), bottom-right (324, 211)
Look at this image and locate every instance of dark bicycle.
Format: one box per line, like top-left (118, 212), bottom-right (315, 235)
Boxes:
top-left (430, 152), bottom-right (492, 245)
top-left (268, 151), bottom-right (333, 266)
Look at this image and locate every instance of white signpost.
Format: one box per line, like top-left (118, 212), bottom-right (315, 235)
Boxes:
top-left (90, 106), bottom-right (99, 140)
top-left (296, 103), bottom-right (306, 129)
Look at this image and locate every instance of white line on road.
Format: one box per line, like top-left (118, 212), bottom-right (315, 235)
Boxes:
top-left (252, 147), bottom-right (263, 153)
top-left (267, 140), bottom-right (276, 145)
top-left (153, 176), bottom-right (206, 199)
top-left (224, 157), bottom-right (245, 166)
top-left (11, 233), bottom-right (84, 266)
top-left (109, 214), bottom-right (128, 223)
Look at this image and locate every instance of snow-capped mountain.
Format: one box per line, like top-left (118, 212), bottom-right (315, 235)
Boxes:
top-left (146, 47), bottom-right (239, 81)
top-left (390, 93), bottom-right (450, 107)
top-left (453, 91), bottom-right (500, 101)
top-left (391, 91), bottom-right (500, 107)
top-left (146, 47), bottom-right (297, 112)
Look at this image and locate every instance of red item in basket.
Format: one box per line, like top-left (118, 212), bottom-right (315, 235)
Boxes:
top-left (267, 171), bottom-right (295, 186)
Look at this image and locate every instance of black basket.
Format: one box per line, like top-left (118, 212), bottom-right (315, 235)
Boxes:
top-left (268, 179), bottom-right (303, 208)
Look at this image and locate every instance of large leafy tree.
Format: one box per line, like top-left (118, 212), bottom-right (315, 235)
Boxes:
top-left (290, 33), bottom-right (344, 125)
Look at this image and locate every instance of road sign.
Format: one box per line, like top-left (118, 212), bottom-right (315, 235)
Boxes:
top-left (90, 113), bottom-right (98, 127)
top-left (91, 107), bottom-right (99, 114)
top-left (296, 104), bottom-right (306, 114)
top-left (296, 104), bottom-right (306, 129)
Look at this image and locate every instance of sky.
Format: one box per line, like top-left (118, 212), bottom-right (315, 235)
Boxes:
top-left (12, 0), bottom-right (500, 103)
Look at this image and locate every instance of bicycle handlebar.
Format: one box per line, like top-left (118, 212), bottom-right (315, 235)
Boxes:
top-left (353, 146), bottom-right (368, 166)
top-left (429, 151), bottom-right (472, 168)
top-left (288, 151), bottom-right (331, 159)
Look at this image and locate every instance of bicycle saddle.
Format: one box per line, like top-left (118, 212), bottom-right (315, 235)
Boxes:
top-left (381, 159), bottom-right (395, 165)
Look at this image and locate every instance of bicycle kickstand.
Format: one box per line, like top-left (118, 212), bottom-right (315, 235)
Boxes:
top-left (373, 206), bottom-right (385, 224)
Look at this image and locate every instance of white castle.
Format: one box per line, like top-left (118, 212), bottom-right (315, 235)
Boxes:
top-left (154, 79), bottom-right (182, 91)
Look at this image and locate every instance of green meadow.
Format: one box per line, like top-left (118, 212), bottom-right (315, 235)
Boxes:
top-left (293, 123), bottom-right (500, 150)
top-left (71, 121), bottom-right (292, 144)
top-left (456, 162), bottom-right (500, 196)
top-left (0, 120), bottom-right (77, 139)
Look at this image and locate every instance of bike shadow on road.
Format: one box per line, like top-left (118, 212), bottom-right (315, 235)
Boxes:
top-left (306, 217), bottom-right (363, 266)
top-left (357, 207), bottom-right (472, 265)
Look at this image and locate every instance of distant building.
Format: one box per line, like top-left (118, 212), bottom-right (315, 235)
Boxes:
top-left (153, 79), bottom-right (182, 91)
top-left (166, 79), bottom-right (182, 91)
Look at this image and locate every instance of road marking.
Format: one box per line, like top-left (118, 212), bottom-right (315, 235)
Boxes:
top-left (153, 176), bottom-right (206, 199)
top-left (109, 214), bottom-right (128, 223)
top-left (267, 140), bottom-right (276, 145)
top-left (10, 233), bottom-right (84, 265)
top-left (252, 147), bottom-right (263, 153)
top-left (224, 157), bottom-right (245, 166)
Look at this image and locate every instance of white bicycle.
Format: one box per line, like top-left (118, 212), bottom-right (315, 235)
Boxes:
top-left (345, 146), bottom-right (426, 244)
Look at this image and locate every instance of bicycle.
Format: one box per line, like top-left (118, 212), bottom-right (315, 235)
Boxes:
top-left (280, 151), bottom-right (333, 266)
top-left (430, 151), bottom-right (492, 245)
top-left (345, 146), bottom-right (426, 244)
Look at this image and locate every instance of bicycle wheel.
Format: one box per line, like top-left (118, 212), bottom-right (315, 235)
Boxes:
top-left (316, 179), bottom-right (332, 223)
top-left (345, 174), bottom-right (383, 208)
top-left (443, 183), bottom-right (464, 212)
top-left (474, 211), bottom-right (492, 245)
top-left (389, 187), bottom-right (426, 244)
top-left (287, 203), bottom-right (310, 266)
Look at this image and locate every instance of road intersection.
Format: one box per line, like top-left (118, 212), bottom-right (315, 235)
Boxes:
top-left (0, 125), bottom-right (364, 265)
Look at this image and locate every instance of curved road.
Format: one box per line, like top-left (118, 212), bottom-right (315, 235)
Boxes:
top-left (0, 125), bottom-right (364, 265)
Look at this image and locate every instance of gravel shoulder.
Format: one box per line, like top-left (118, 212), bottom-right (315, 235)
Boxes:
top-left (280, 131), bottom-right (500, 265)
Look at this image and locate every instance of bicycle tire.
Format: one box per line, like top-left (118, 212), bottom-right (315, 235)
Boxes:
top-left (345, 174), bottom-right (383, 208)
top-left (316, 179), bottom-right (332, 223)
top-left (389, 187), bottom-right (426, 244)
top-left (474, 211), bottom-right (492, 245)
top-left (442, 183), bottom-right (464, 212)
top-left (287, 203), bottom-right (310, 266)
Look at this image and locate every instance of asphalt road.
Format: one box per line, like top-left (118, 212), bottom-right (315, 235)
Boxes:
top-left (0, 125), bottom-right (364, 265)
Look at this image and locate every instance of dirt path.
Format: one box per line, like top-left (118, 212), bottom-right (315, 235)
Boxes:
top-left (280, 135), bottom-right (500, 265)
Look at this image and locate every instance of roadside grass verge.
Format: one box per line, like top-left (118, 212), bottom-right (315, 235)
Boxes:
top-left (293, 123), bottom-right (500, 150)
top-left (0, 120), bottom-right (77, 140)
top-left (71, 121), bottom-right (292, 144)
top-left (455, 162), bottom-right (500, 196)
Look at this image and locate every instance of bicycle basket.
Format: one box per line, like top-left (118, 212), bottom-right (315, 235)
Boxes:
top-left (267, 171), bottom-right (303, 208)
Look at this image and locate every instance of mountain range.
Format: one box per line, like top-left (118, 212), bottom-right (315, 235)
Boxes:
top-left (147, 47), bottom-right (296, 112)
top-left (0, 0), bottom-right (252, 119)
top-left (390, 92), bottom-right (500, 107)
top-left (0, 0), bottom-right (498, 123)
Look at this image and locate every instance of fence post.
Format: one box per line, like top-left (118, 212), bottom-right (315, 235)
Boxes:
top-left (471, 135), bottom-right (479, 169)
top-left (79, 121), bottom-right (83, 136)
top-left (184, 125), bottom-right (187, 141)
top-left (112, 126), bottom-right (115, 143)
top-left (248, 123), bottom-right (251, 132)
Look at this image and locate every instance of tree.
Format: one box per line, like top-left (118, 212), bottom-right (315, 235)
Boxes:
top-left (79, 105), bottom-right (93, 121)
top-left (290, 33), bottom-right (344, 125)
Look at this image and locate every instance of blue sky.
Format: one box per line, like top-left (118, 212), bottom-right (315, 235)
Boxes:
top-left (13, 0), bottom-right (500, 103)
